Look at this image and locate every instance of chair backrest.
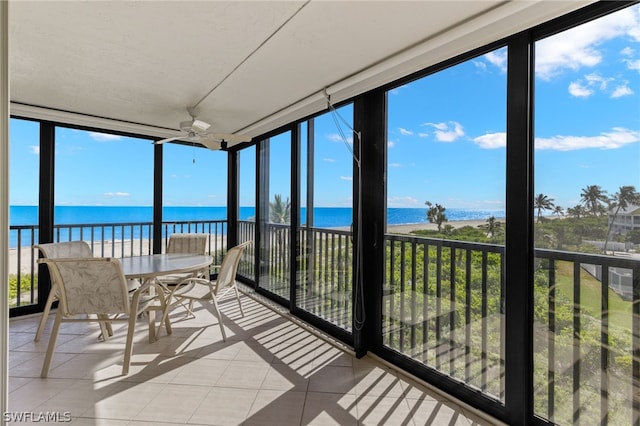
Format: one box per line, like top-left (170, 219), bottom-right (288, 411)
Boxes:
top-left (40, 258), bottom-right (130, 315)
top-left (34, 241), bottom-right (93, 259)
top-left (167, 233), bottom-right (208, 255)
top-left (214, 241), bottom-right (252, 294)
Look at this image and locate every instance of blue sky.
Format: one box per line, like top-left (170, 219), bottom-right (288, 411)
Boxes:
top-left (9, 4), bottom-right (640, 212)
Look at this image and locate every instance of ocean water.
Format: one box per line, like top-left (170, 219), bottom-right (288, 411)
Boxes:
top-left (9, 205), bottom-right (505, 248)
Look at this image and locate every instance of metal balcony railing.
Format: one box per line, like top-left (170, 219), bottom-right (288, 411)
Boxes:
top-left (383, 233), bottom-right (640, 425)
top-left (9, 219), bottom-right (639, 424)
top-left (8, 220), bottom-right (228, 308)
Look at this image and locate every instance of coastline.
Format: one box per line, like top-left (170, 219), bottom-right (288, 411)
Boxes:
top-left (8, 236), bottom-right (226, 275)
top-left (386, 218), bottom-right (500, 234)
top-left (8, 218), bottom-right (498, 274)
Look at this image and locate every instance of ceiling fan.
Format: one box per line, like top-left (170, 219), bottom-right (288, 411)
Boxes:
top-left (154, 107), bottom-right (250, 150)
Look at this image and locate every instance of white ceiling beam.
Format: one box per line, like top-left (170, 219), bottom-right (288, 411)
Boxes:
top-left (10, 103), bottom-right (180, 139)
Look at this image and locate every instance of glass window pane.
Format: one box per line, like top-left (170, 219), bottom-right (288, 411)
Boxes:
top-left (385, 48), bottom-right (507, 402)
top-left (238, 145), bottom-right (256, 281)
top-left (533, 5), bottom-right (640, 424)
top-left (297, 106), bottom-right (355, 332)
top-left (9, 118), bottom-right (40, 307)
top-left (54, 127), bottom-right (153, 257)
top-left (258, 132), bottom-right (291, 300)
top-left (162, 143), bottom-right (227, 258)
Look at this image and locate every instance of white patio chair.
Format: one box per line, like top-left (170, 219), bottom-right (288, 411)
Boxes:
top-left (33, 241), bottom-right (93, 341)
top-left (158, 233), bottom-right (210, 286)
top-left (34, 241), bottom-right (141, 341)
top-left (39, 257), bottom-right (171, 377)
top-left (159, 241), bottom-right (251, 342)
top-left (167, 233), bottom-right (208, 255)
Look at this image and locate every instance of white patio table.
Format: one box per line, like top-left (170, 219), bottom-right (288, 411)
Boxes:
top-left (119, 253), bottom-right (213, 339)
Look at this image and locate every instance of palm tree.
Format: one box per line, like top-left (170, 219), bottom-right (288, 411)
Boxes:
top-left (603, 185), bottom-right (640, 254)
top-left (480, 216), bottom-right (503, 239)
top-left (534, 193), bottom-right (555, 223)
top-left (269, 194), bottom-right (291, 224)
top-left (552, 205), bottom-right (564, 216)
top-left (425, 201), bottom-right (447, 232)
top-left (567, 204), bottom-right (587, 218)
top-left (580, 184), bottom-right (609, 216)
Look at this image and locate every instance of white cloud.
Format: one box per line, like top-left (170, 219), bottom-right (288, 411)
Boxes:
top-left (585, 73), bottom-right (613, 90)
top-left (340, 176), bottom-right (352, 181)
top-left (568, 81), bottom-right (593, 97)
top-left (418, 132), bottom-right (429, 138)
top-left (387, 140), bottom-right (396, 148)
top-left (472, 128), bottom-right (640, 151)
top-left (473, 61), bottom-right (487, 72)
top-left (29, 145), bottom-right (39, 155)
top-left (621, 47), bottom-right (635, 57)
top-left (388, 84), bottom-right (409, 96)
top-left (569, 73), bottom-right (630, 98)
top-left (611, 84), bottom-right (634, 98)
top-left (625, 58), bottom-right (640, 71)
top-left (423, 121), bottom-right (465, 142)
top-left (103, 192), bottom-right (130, 197)
top-left (387, 196), bottom-right (421, 208)
top-left (473, 132), bottom-right (506, 149)
top-left (483, 49), bottom-right (507, 73)
top-left (398, 128), bottom-right (413, 136)
top-left (327, 133), bottom-right (353, 144)
top-left (89, 132), bottom-right (122, 142)
top-left (389, 163), bottom-right (403, 168)
top-left (536, 6), bottom-right (640, 80)
top-left (427, 122), bottom-right (448, 131)
top-left (323, 158), bottom-right (336, 163)
top-left (535, 127), bottom-right (640, 151)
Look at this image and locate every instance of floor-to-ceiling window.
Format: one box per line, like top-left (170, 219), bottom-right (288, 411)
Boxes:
top-left (8, 118), bottom-right (40, 308)
top-left (384, 47), bottom-right (508, 402)
top-left (297, 106), bottom-right (355, 332)
top-left (533, 4), bottom-right (640, 424)
top-left (258, 131), bottom-right (292, 301)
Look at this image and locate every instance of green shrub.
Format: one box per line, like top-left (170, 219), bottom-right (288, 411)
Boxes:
top-left (8, 274), bottom-right (37, 307)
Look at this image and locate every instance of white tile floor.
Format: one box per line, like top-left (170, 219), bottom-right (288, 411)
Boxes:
top-left (9, 288), bottom-right (500, 425)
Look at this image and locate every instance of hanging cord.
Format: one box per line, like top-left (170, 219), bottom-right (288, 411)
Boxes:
top-left (324, 89), bottom-right (365, 331)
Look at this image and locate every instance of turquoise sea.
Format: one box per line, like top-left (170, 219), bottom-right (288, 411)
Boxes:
top-left (9, 205), bottom-right (505, 248)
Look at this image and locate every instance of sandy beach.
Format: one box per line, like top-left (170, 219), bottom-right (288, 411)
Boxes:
top-left (386, 218), bottom-right (496, 234)
top-left (8, 219), bottom-right (499, 275)
top-left (8, 236), bottom-right (227, 275)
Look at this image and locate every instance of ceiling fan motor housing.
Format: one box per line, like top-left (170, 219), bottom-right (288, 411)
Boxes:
top-left (180, 120), bottom-right (194, 132)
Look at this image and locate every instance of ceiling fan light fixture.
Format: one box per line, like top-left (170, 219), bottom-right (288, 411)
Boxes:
top-left (191, 119), bottom-right (211, 133)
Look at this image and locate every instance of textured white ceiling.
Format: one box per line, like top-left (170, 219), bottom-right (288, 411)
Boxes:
top-left (9, 1), bottom-right (592, 146)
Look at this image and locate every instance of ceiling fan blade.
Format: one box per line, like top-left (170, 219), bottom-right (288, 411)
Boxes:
top-left (212, 133), bottom-right (251, 144)
top-left (154, 135), bottom-right (187, 145)
top-left (199, 139), bottom-right (222, 150)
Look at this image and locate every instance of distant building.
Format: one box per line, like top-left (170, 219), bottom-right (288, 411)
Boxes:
top-left (608, 204), bottom-right (640, 235)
